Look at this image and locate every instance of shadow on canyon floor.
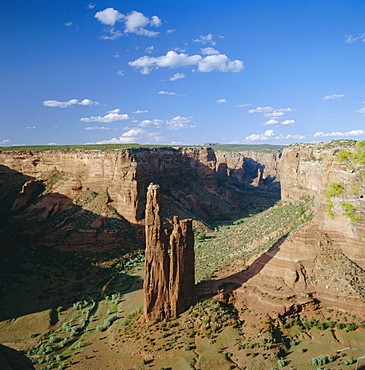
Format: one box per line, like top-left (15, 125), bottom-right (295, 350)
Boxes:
top-left (195, 233), bottom-right (289, 303)
top-left (0, 165), bottom-right (143, 321)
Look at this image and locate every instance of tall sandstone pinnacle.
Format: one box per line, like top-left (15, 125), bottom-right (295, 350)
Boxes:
top-left (144, 183), bottom-right (195, 321)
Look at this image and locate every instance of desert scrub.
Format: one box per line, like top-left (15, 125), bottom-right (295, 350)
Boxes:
top-left (325, 140), bottom-right (365, 221)
top-left (195, 197), bottom-right (313, 281)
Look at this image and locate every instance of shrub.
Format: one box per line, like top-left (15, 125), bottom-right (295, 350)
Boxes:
top-left (277, 359), bottom-right (286, 367)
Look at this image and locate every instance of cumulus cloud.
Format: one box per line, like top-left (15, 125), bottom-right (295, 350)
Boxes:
top-left (138, 119), bottom-right (164, 128)
top-left (138, 116), bottom-right (194, 130)
top-left (216, 99), bottom-right (227, 103)
top-left (158, 90), bottom-right (176, 95)
top-left (100, 28), bottom-right (123, 40)
top-left (263, 119), bottom-right (279, 126)
top-left (65, 22), bottom-right (72, 27)
top-left (167, 29), bottom-right (176, 34)
top-left (84, 126), bottom-right (111, 130)
top-left (281, 120), bottom-right (296, 125)
top-left (94, 8), bottom-right (124, 27)
top-left (94, 128), bottom-right (163, 144)
top-left (249, 106), bottom-right (294, 119)
top-left (355, 107), bottom-right (365, 116)
top-left (166, 116), bottom-right (195, 130)
top-left (26, 126), bottom-right (36, 129)
top-left (276, 134), bottom-right (306, 140)
top-left (133, 109), bottom-right (148, 114)
top-left (248, 106), bottom-right (273, 114)
top-left (87, 3), bottom-right (96, 9)
top-left (170, 72), bottom-right (186, 81)
top-left (43, 99), bottom-right (98, 108)
top-left (95, 9), bottom-right (162, 37)
top-left (314, 129), bottom-right (365, 138)
top-left (246, 129), bottom-right (275, 141)
top-left (193, 34), bottom-right (216, 45)
top-left (201, 47), bottom-right (219, 55)
top-left (128, 50), bottom-right (244, 74)
top-left (117, 70), bottom-right (124, 76)
top-left (345, 33), bottom-right (365, 44)
top-left (323, 94), bottom-right (345, 100)
top-left (0, 139), bottom-right (10, 145)
top-left (80, 109), bottom-right (129, 123)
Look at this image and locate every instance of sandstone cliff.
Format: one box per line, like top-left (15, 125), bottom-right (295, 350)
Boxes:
top-left (144, 184), bottom-right (195, 321)
top-left (233, 141), bottom-right (365, 317)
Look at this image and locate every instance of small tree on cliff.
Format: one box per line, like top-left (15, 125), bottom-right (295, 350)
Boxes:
top-left (326, 141), bottom-right (365, 223)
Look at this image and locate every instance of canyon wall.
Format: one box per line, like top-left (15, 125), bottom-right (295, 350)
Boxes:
top-left (235, 142), bottom-right (365, 317)
top-left (0, 147), bottom-right (281, 227)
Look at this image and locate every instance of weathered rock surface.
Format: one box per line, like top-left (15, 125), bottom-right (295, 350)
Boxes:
top-left (144, 184), bottom-right (195, 321)
top-left (231, 142), bottom-right (365, 317)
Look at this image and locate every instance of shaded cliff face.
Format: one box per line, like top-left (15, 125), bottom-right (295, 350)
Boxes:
top-left (233, 142), bottom-right (365, 317)
top-left (0, 147), bottom-right (281, 226)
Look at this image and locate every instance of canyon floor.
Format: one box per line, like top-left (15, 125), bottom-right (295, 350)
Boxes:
top-left (1, 200), bottom-right (365, 370)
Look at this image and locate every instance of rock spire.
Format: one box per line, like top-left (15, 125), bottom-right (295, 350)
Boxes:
top-left (144, 183), bottom-right (195, 321)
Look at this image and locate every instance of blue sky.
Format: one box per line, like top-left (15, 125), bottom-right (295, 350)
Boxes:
top-left (1, 0), bottom-right (364, 146)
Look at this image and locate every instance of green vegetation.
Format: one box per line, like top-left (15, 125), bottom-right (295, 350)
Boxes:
top-left (211, 143), bottom-right (285, 153)
top-left (310, 354), bottom-right (334, 366)
top-left (325, 140), bottom-right (365, 221)
top-left (195, 196), bottom-right (313, 281)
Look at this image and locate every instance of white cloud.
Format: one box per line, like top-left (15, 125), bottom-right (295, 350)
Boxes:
top-left (246, 129), bottom-right (275, 141)
top-left (216, 99), bottom-right (226, 103)
top-left (355, 107), bottom-right (365, 116)
top-left (314, 129), bottom-right (365, 138)
top-left (26, 126), bottom-right (36, 129)
top-left (43, 99), bottom-right (98, 108)
top-left (133, 110), bottom-right (148, 114)
top-left (112, 54), bottom-right (120, 58)
top-left (84, 126), bottom-right (111, 130)
top-left (167, 29), bottom-right (176, 34)
top-left (275, 134), bottom-right (306, 140)
top-left (79, 99), bottom-right (99, 106)
top-left (248, 106), bottom-right (273, 114)
top-left (263, 119), bottom-right (279, 125)
top-left (145, 46), bottom-right (154, 54)
top-left (166, 116), bottom-right (194, 130)
top-left (158, 90), bottom-right (176, 95)
top-left (201, 47), bottom-right (219, 55)
top-left (95, 9), bottom-right (162, 37)
top-left (100, 28), bottom-right (123, 40)
top-left (138, 115), bottom-right (194, 130)
top-left (94, 128), bottom-right (163, 144)
top-left (0, 139), bottom-right (10, 145)
top-left (323, 94), bottom-right (345, 100)
top-left (345, 33), bottom-right (365, 44)
top-left (138, 119), bottom-right (164, 128)
top-left (170, 72), bottom-right (186, 81)
top-left (80, 109), bottom-right (129, 123)
top-left (95, 8), bottom-right (124, 27)
top-left (193, 34), bottom-right (216, 45)
top-left (65, 22), bottom-right (72, 27)
top-left (128, 50), bottom-right (244, 74)
top-left (87, 3), bottom-right (96, 9)
top-left (281, 119), bottom-right (296, 125)
top-left (117, 70), bottom-right (124, 76)
top-left (236, 104), bottom-right (251, 107)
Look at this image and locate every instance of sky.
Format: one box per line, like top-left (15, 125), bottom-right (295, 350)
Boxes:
top-left (1, 0), bottom-right (364, 146)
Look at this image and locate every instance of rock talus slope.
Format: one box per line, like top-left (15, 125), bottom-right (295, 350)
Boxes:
top-left (235, 142), bottom-right (365, 317)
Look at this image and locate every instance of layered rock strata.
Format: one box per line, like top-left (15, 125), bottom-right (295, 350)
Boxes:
top-left (144, 184), bottom-right (195, 321)
top-left (231, 142), bottom-right (365, 317)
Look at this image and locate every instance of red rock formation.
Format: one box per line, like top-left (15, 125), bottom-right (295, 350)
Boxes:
top-left (169, 216), bottom-right (195, 317)
top-left (144, 184), bottom-right (171, 321)
top-left (144, 184), bottom-right (195, 321)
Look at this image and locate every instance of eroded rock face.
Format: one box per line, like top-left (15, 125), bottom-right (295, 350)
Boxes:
top-left (233, 143), bottom-right (365, 317)
top-left (144, 184), bottom-right (195, 321)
